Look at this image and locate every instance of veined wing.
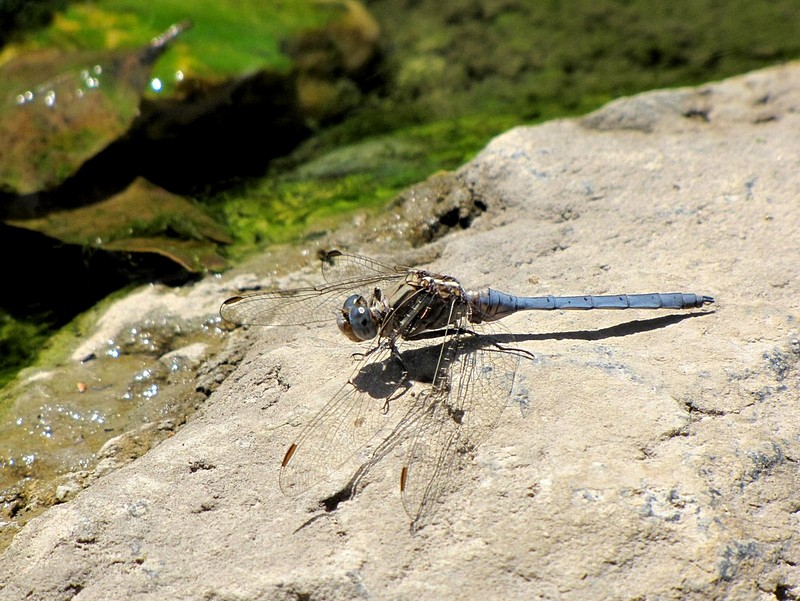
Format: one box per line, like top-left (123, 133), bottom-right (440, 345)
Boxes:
top-left (219, 261), bottom-right (406, 328)
top-left (280, 285), bottom-right (456, 496)
top-left (279, 342), bottom-right (411, 495)
top-left (320, 250), bottom-right (409, 286)
top-left (400, 318), bottom-right (521, 528)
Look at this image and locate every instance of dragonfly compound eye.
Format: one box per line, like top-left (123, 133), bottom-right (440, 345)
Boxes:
top-left (336, 294), bottom-right (377, 341)
top-left (342, 294), bottom-right (362, 311)
top-left (348, 304), bottom-right (378, 340)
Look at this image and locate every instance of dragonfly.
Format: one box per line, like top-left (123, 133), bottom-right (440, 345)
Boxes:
top-left (220, 249), bottom-right (714, 527)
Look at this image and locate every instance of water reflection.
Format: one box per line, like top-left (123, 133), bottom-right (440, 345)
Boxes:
top-left (0, 312), bottom-right (227, 549)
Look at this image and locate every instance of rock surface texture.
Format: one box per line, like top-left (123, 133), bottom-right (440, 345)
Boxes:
top-left (2, 62), bottom-right (799, 600)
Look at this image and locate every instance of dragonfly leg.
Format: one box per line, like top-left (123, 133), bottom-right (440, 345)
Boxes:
top-left (459, 325), bottom-right (536, 361)
top-left (389, 340), bottom-right (409, 380)
top-left (487, 340), bottom-right (536, 361)
top-left (350, 340), bottom-right (385, 362)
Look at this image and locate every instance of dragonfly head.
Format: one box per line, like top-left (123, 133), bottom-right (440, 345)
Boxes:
top-left (337, 294), bottom-right (379, 341)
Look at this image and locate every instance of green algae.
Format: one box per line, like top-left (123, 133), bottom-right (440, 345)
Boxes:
top-left (4, 1), bottom-right (346, 94)
top-left (217, 113), bottom-right (520, 258)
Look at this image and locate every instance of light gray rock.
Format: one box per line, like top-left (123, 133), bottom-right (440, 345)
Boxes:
top-left (2, 62), bottom-right (799, 601)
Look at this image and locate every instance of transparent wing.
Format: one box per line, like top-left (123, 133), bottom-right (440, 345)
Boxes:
top-left (279, 342), bottom-right (413, 495)
top-left (320, 250), bottom-right (407, 285)
top-left (219, 251), bottom-right (407, 327)
top-left (400, 319), bottom-right (521, 527)
top-left (278, 286), bottom-right (448, 495)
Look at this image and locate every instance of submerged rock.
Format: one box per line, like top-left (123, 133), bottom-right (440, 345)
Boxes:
top-left (0, 21), bottom-right (190, 196)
